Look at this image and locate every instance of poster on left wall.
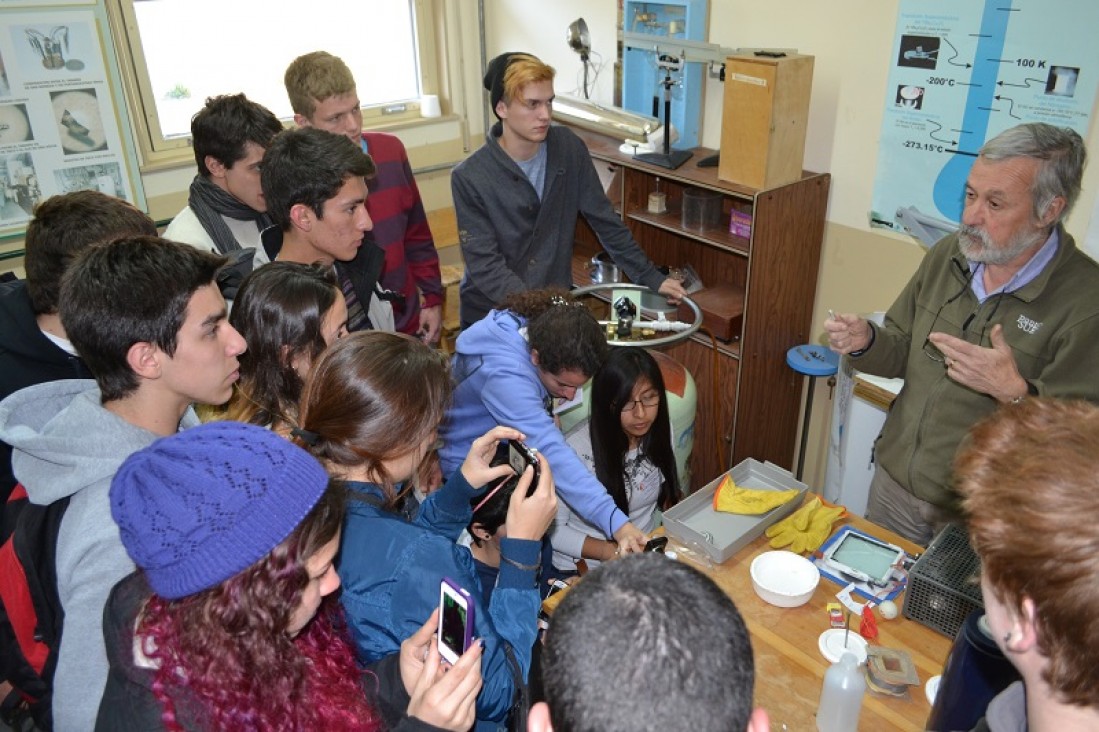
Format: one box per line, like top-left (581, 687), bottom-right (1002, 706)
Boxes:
top-left (0, 6), bottom-right (144, 239)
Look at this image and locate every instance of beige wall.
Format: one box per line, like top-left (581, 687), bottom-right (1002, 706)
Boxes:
top-left (484, 1), bottom-right (1099, 487)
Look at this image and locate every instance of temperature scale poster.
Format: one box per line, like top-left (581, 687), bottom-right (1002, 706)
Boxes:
top-left (870, 0), bottom-right (1099, 234)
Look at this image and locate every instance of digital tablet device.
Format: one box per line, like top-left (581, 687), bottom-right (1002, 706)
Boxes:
top-left (823, 530), bottom-right (905, 587)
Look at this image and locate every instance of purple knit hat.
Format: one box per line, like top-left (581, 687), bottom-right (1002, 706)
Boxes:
top-left (110, 421), bottom-right (330, 600)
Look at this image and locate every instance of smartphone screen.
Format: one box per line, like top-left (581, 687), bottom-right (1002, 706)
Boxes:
top-left (438, 579), bottom-right (474, 665)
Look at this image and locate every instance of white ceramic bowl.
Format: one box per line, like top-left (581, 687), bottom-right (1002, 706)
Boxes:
top-left (750, 550), bottom-right (820, 607)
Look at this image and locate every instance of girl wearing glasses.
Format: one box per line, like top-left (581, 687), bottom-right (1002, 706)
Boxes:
top-left (551, 348), bottom-right (680, 574)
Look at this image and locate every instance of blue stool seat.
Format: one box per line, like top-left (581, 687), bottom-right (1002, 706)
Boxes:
top-left (786, 344), bottom-right (839, 377)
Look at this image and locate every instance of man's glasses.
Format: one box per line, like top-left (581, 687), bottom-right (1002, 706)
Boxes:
top-left (922, 264), bottom-right (975, 363)
top-left (620, 393), bottom-right (661, 412)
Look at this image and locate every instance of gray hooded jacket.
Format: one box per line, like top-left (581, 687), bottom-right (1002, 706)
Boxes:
top-left (0, 379), bottom-right (198, 732)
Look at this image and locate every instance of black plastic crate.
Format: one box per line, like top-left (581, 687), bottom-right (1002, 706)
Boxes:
top-left (902, 524), bottom-right (983, 638)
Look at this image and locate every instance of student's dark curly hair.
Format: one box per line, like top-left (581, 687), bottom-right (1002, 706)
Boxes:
top-left (500, 288), bottom-right (608, 377)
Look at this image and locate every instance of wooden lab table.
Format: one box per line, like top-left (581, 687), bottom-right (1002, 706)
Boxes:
top-left (665, 516), bottom-right (951, 731)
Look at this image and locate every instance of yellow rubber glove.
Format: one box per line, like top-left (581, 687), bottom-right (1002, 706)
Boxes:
top-left (765, 497), bottom-right (821, 550)
top-left (766, 497), bottom-right (846, 554)
top-left (800, 502), bottom-right (845, 553)
top-left (712, 474), bottom-right (800, 515)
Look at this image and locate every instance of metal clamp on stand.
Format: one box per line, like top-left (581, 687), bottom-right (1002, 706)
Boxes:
top-left (571, 282), bottom-right (701, 348)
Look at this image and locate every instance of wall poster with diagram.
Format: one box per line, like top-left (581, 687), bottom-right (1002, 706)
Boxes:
top-left (0, 3), bottom-right (144, 239)
top-left (870, 0), bottom-right (1099, 236)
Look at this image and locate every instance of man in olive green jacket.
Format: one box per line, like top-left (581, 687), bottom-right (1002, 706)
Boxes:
top-left (825, 123), bottom-right (1099, 545)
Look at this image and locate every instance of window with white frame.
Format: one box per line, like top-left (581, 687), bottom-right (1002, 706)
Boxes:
top-left (108, 0), bottom-right (435, 163)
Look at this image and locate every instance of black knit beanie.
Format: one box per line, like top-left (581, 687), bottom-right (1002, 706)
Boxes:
top-left (484, 52), bottom-right (526, 119)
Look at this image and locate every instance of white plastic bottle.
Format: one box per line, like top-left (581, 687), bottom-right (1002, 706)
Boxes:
top-left (816, 652), bottom-right (866, 732)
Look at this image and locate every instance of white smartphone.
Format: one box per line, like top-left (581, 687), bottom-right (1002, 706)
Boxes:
top-left (438, 578), bottom-right (475, 665)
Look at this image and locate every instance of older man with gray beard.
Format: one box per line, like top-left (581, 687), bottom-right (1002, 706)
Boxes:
top-left (824, 123), bottom-right (1099, 545)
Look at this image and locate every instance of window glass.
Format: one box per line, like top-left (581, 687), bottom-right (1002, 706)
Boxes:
top-left (127, 0), bottom-right (420, 140)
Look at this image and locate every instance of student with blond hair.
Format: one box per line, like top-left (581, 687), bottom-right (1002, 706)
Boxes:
top-left (451, 51), bottom-right (685, 327)
top-left (285, 51), bottom-right (443, 342)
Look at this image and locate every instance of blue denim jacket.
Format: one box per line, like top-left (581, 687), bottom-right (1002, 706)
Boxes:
top-left (338, 471), bottom-right (541, 728)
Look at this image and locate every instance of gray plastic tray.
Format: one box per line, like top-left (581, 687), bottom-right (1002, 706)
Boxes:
top-left (664, 459), bottom-right (808, 564)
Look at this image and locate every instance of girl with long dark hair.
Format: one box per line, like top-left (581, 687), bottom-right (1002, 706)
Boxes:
top-left (551, 347), bottom-right (680, 573)
top-left (98, 421), bottom-right (481, 731)
top-left (222, 261), bottom-right (347, 433)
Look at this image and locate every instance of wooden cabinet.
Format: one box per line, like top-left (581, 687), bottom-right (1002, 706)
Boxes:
top-left (569, 126), bottom-right (830, 489)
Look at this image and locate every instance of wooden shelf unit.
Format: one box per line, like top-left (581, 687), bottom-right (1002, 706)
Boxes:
top-left (569, 126), bottom-right (830, 489)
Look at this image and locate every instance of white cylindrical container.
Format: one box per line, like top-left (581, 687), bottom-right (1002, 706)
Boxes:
top-left (420, 95), bottom-right (442, 118)
top-left (816, 652), bottom-right (866, 732)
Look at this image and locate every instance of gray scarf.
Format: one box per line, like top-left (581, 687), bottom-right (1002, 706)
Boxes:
top-left (186, 175), bottom-right (271, 254)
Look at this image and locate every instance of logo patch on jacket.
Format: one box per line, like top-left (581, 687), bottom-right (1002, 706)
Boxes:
top-left (1017, 315), bottom-right (1042, 334)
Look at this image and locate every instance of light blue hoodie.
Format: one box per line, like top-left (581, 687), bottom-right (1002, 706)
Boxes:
top-left (438, 310), bottom-right (628, 538)
top-left (0, 380), bottom-right (198, 732)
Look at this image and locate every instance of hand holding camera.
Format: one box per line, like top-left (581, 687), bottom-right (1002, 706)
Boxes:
top-left (505, 450), bottom-right (556, 542)
top-left (460, 426), bottom-right (526, 489)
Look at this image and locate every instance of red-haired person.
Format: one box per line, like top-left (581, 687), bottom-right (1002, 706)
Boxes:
top-left (97, 421), bottom-right (481, 731)
top-left (956, 398), bottom-right (1099, 731)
